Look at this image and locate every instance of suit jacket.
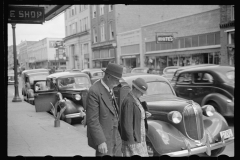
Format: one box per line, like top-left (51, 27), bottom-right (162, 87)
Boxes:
top-left (86, 80), bottom-right (120, 150)
top-left (119, 92), bottom-right (142, 144)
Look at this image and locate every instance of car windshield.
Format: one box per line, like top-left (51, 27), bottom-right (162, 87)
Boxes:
top-left (164, 68), bottom-right (178, 74)
top-left (29, 74), bottom-right (48, 84)
top-left (145, 81), bottom-right (174, 96)
top-left (58, 76), bottom-right (91, 90)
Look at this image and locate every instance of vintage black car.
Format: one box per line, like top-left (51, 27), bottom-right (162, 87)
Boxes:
top-left (33, 72), bottom-right (90, 124)
top-left (162, 66), bottom-right (181, 82)
top-left (81, 68), bottom-right (104, 84)
top-left (170, 64), bottom-right (217, 86)
top-left (173, 65), bottom-right (234, 118)
top-left (21, 69), bottom-right (50, 104)
top-left (113, 73), bottom-right (234, 157)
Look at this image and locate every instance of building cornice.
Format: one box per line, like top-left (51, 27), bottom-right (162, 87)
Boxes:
top-left (220, 21), bottom-right (235, 28)
top-left (63, 30), bottom-right (90, 42)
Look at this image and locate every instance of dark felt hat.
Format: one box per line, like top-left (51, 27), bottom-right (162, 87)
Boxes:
top-left (132, 78), bottom-right (148, 94)
top-left (102, 63), bottom-right (123, 80)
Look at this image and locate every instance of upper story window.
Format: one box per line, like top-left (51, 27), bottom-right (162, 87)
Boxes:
top-left (109, 5), bottom-right (113, 12)
top-left (70, 6), bottom-right (76, 17)
top-left (92, 5), bottom-right (96, 18)
top-left (109, 22), bottom-right (114, 40)
top-left (228, 32), bottom-right (235, 45)
top-left (100, 5), bottom-right (104, 16)
top-left (100, 22), bottom-right (105, 42)
top-left (93, 28), bottom-right (97, 43)
top-left (231, 5), bottom-right (234, 21)
top-left (79, 20), bottom-right (82, 32)
top-left (84, 5), bottom-right (88, 10)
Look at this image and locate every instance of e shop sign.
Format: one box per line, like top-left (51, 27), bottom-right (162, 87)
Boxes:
top-left (8, 6), bottom-right (45, 24)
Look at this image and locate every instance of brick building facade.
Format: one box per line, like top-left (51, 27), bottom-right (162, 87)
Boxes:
top-left (219, 5), bottom-right (235, 66)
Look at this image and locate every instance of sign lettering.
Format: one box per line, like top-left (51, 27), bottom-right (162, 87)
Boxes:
top-left (156, 35), bottom-right (173, 43)
top-left (8, 6), bottom-right (45, 24)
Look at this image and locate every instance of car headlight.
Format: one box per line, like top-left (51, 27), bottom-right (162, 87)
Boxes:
top-left (75, 94), bottom-right (81, 101)
top-left (202, 105), bottom-right (215, 117)
top-left (168, 111), bottom-right (182, 124)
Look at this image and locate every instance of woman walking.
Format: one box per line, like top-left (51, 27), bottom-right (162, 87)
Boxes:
top-left (119, 78), bottom-right (151, 157)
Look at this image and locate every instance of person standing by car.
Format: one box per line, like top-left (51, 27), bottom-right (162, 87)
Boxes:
top-left (119, 78), bottom-right (151, 157)
top-left (86, 63), bottom-right (123, 156)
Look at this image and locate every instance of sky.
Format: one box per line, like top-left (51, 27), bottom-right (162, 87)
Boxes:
top-left (7, 12), bottom-right (65, 47)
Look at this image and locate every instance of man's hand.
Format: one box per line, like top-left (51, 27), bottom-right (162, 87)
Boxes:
top-left (98, 142), bottom-right (108, 154)
top-left (146, 111), bottom-right (152, 118)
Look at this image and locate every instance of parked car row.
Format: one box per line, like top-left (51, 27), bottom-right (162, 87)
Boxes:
top-left (20, 64), bottom-right (234, 157)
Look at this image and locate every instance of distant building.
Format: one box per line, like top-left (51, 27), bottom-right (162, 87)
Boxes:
top-left (219, 5), bottom-right (234, 66)
top-left (27, 38), bottom-right (65, 69)
top-left (18, 40), bottom-right (37, 70)
top-left (8, 45), bottom-right (14, 70)
top-left (64, 5), bottom-right (92, 70)
top-left (90, 5), bottom-right (220, 69)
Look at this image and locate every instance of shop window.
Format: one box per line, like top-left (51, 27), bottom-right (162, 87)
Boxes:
top-left (192, 36), bottom-right (198, 47)
top-left (146, 42), bottom-right (151, 52)
top-left (207, 33), bottom-right (214, 45)
top-left (156, 42), bottom-right (161, 50)
top-left (100, 50), bottom-right (108, 59)
top-left (185, 37), bottom-right (192, 48)
top-left (150, 41), bottom-right (156, 51)
top-left (228, 32), bottom-right (235, 45)
top-left (215, 32), bottom-right (220, 45)
top-left (172, 38), bottom-right (178, 49)
top-left (199, 34), bottom-right (207, 46)
top-left (180, 38), bottom-right (184, 48)
top-left (93, 50), bottom-right (100, 59)
top-left (214, 52), bottom-right (220, 64)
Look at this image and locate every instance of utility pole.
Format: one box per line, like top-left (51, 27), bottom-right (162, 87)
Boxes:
top-left (11, 23), bottom-right (22, 102)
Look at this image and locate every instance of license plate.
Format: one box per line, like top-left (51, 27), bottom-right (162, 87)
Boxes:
top-left (220, 129), bottom-right (233, 140)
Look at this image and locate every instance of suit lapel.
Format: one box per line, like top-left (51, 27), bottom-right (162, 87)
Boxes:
top-left (98, 82), bottom-right (115, 115)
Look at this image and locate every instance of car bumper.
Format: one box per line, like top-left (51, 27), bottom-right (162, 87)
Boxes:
top-left (163, 137), bottom-right (234, 157)
top-left (65, 112), bottom-right (86, 119)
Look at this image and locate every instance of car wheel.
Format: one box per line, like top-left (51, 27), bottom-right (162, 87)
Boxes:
top-left (204, 146), bottom-right (226, 157)
top-left (146, 137), bottom-right (160, 156)
top-left (208, 102), bottom-right (221, 114)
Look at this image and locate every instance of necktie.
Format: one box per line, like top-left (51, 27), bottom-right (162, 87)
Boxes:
top-left (109, 89), bottom-right (118, 118)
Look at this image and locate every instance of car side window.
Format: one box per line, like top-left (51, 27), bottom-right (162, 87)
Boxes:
top-left (177, 73), bottom-right (192, 84)
top-left (193, 72), bottom-right (203, 83)
top-left (202, 73), bottom-right (214, 83)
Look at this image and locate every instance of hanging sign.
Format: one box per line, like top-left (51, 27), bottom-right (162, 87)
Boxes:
top-left (8, 6), bottom-right (45, 24)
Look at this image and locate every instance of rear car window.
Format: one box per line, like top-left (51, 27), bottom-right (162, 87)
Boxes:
top-left (226, 71), bottom-right (234, 80)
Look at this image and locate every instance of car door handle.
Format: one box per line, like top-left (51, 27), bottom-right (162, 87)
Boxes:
top-left (187, 88), bottom-right (192, 91)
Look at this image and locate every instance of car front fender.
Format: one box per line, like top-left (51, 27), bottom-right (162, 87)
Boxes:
top-left (147, 120), bottom-right (186, 155)
top-left (203, 112), bottom-right (231, 142)
top-left (201, 93), bottom-right (234, 116)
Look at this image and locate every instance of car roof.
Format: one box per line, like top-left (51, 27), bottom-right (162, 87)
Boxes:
top-left (122, 73), bottom-right (167, 83)
top-left (176, 64), bottom-right (218, 71)
top-left (132, 67), bottom-right (149, 70)
top-left (178, 65), bottom-right (233, 74)
top-left (26, 71), bottom-right (49, 76)
top-left (47, 72), bottom-right (89, 79)
top-left (22, 68), bottom-right (49, 74)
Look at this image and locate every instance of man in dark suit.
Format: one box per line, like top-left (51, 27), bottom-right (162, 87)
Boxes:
top-left (86, 63), bottom-right (123, 156)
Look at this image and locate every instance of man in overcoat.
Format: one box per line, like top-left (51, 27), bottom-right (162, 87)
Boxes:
top-left (86, 63), bottom-right (123, 156)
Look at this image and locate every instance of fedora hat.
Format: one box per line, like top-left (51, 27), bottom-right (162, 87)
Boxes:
top-left (102, 63), bottom-right (123, 80)
top-left (132, 78), bottom-right (148, 94)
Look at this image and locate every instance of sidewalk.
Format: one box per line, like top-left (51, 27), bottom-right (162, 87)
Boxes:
top-left (7, 85), bottom-right (95, 156)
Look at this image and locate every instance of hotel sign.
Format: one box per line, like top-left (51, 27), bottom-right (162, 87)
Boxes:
top-left (156, 35), bottom-right (173, 43)
top-left (8, 6), bottom-right (45, 24)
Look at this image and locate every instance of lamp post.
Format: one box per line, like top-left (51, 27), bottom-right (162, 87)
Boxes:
top-left (11, 23), bottom-right (22, 102)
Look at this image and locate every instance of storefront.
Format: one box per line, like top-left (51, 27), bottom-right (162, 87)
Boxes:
top-left (145, 51), bottom-right (221, 75)
top-left (92, 45), bottom-right (116, 68)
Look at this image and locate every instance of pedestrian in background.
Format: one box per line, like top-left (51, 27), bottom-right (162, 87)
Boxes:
top-left (86, 63), bottom-right (123, 156)
top-left (119, 78), bottom-right (151, 157)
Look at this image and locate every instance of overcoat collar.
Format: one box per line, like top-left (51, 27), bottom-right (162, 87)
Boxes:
top-left (97, 80), bottom-right (116, 116)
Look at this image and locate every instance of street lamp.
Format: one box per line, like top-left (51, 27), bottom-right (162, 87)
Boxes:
top-left (11, 23), bottom-right (22, 102)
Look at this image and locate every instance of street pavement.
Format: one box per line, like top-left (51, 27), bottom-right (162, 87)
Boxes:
top-left (7, 79), bottom-right (95, 157)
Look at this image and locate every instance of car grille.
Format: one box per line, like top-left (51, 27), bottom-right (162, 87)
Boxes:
top-left (183, 103), bottom-right (204, 140)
